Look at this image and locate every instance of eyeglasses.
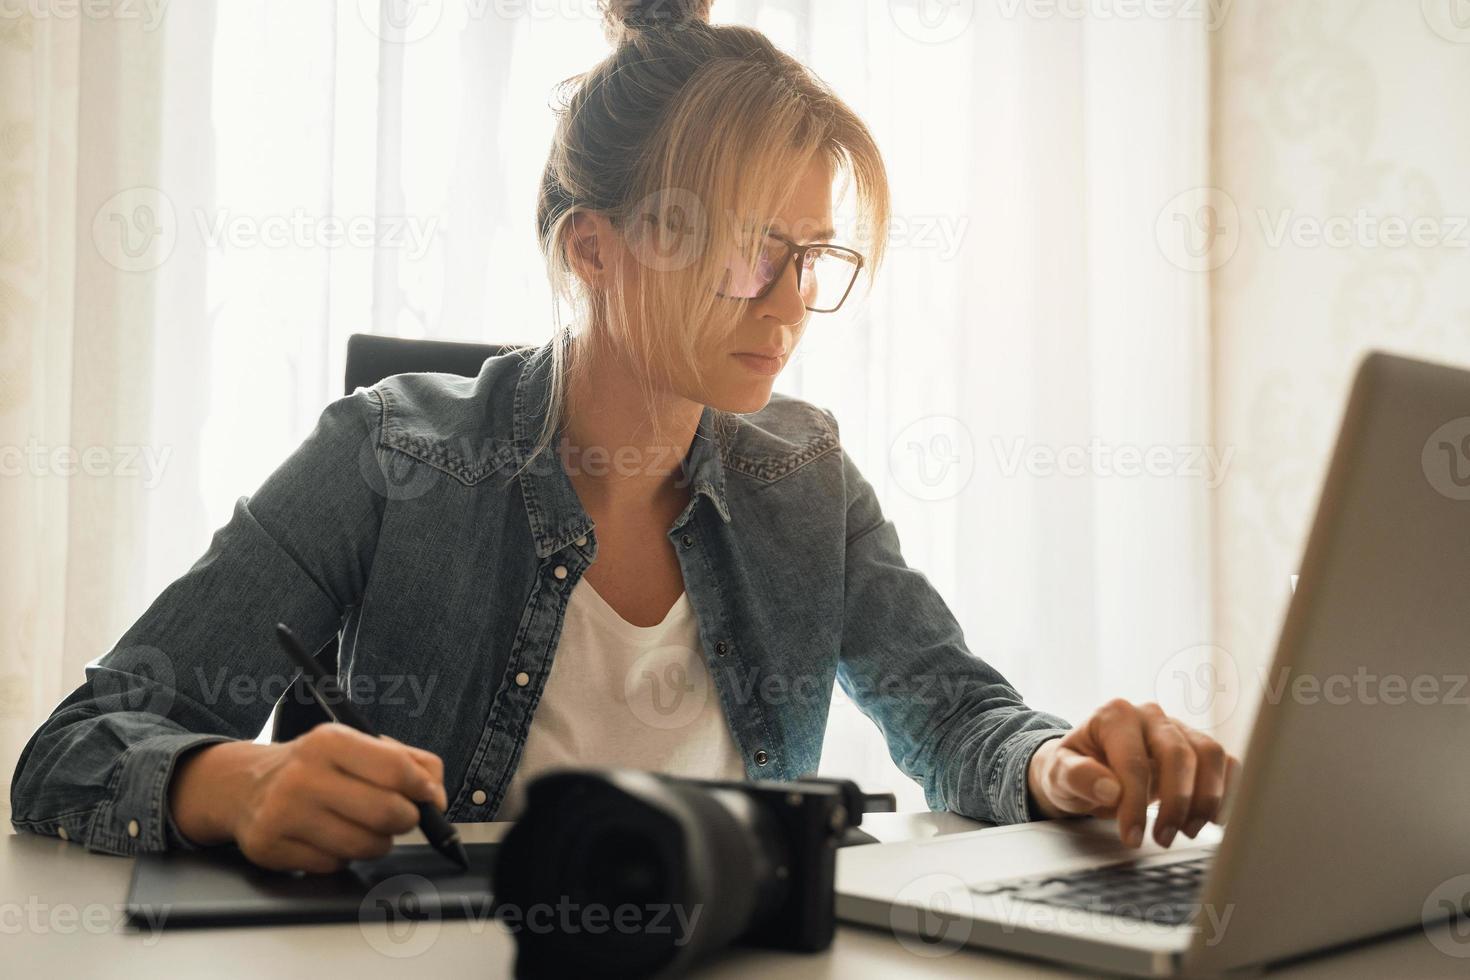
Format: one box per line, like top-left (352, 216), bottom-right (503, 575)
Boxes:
top-left (714, 232), bottom-right (864, 314)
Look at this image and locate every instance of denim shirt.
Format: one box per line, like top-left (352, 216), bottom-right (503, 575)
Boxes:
top-left (10, 340), bottom-right (1072, 855)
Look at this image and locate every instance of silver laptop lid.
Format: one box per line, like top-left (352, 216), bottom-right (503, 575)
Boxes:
top-left (1189, 351), bottom-right (1470, 973)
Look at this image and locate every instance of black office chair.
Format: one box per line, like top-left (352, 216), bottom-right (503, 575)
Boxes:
top-left (270, 333), bottom-right (521, 743)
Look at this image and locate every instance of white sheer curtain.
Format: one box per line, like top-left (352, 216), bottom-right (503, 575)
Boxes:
top-left (2, 0), bottom-right (1213, 815)
top-left (1, 11), bottom-right (172, 826)
top-left (778, 4), bottom-right (1214, 805)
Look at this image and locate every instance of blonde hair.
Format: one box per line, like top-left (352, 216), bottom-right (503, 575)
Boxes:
top-left (532, 0), bottom-right (890, 457)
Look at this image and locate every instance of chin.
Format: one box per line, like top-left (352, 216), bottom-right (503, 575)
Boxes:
top-left (707, 380), bottom-right (775, 415)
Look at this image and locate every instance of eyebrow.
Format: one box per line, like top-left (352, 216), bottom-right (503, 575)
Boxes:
top-left (769, 227), bottom-right (836, 246)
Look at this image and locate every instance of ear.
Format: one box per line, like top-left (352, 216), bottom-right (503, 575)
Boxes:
top-left (566, 210), bottom-right (615, 287)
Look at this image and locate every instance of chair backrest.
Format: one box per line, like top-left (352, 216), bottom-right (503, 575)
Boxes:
top-left (344, 333), bottom-right (520, 397)
top-left (271, 333), bottom-right (522, 743)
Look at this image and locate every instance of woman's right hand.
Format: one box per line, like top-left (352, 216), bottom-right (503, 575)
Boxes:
top-left (168, 723), bottom-right (449, 873)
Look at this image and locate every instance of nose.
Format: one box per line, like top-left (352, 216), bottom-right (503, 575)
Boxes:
top-left (752, 251), bottom-right (808, 326)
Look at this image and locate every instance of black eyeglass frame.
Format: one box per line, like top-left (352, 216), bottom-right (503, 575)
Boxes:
top-left (715, 232), bottom-right (866, 314)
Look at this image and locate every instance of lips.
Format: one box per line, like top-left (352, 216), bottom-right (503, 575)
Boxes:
top-left (731, 351), bottom-right (784, 377)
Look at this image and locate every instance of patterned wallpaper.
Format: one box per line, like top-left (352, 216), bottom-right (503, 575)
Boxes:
top-left (1209, 0), bottom-right (1470, 746)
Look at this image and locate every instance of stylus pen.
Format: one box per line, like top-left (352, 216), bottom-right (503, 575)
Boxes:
top-left (273, 623), bottom-right (470, 871)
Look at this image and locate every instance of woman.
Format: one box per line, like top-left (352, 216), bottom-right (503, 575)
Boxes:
top-left (10, 0), bottom-right (1237, 873)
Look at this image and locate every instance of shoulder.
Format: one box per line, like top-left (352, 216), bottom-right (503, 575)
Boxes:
top-left (722, 391), bottom-right (843, 484)
top-left (351, 348), bottom-right (526, 485)
top-left (727, 393), bottom-right (886, 536)
top-left (339, 351), bottom-right (852, 488)
top-left (368, 348), bottom-right (523, 435)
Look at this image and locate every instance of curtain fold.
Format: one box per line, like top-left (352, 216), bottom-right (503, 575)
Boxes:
top-left (800, 3), bottom-right (1214, 806)
top-left (1, 11), bottom-right (167, 824)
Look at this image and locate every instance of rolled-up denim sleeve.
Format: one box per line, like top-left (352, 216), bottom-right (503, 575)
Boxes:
top-left (9, 388), bottom-right (388, 855)
top-left (827, 411), bottom-right (1072, 825)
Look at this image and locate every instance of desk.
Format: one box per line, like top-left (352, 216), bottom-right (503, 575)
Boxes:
top-left (3, 815), bottom-right (1464, 978)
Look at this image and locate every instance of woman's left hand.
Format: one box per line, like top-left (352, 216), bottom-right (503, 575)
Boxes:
top-left (1026, 699), bottom-right (1241, 849)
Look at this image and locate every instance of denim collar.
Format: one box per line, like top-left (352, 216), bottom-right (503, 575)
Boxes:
top-left (510, 338), bottom-right (733, 559)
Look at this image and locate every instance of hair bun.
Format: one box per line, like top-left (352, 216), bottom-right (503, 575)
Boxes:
top-left (601, 0), bottom-right (712, 43)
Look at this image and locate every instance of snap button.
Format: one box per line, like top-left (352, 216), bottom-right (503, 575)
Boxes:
top-left (574, 536), bottom-right (587, 548)
top-left (754, 750), bottom-right (770, 767)
top-left (715, 641), bottom-right (728, 656)
top-left (127, 819), bottom-right (140, 838)
top-left (681, 534), bottom-right (694, 548)
top-left (57, 826), bottom-right (69, 841)
top-left (471, 789), bottom-right (488, 806)
top-left (553, 565), bottom-right (568, 580)
top-left (515, 671), bottom-right (530, 687)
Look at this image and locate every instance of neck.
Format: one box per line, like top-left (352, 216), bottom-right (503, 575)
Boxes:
top-left (560, 332), bottom-right (704, 510)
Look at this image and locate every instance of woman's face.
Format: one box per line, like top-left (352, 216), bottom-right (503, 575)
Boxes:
top-left (674, 156), bottom-right (837, 414)
top-left (576, 156), bottom-right (841, 415)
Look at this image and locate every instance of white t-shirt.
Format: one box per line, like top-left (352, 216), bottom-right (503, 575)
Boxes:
top-left (496, 576), bottom-right (748, 820)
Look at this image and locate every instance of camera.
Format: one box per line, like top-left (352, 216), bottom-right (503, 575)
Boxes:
top-left (490, 768), bottom-right (887, 978)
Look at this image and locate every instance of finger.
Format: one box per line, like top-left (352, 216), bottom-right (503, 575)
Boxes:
top-left (281, 807), bottom-right (395, 863)
top-left (367, 738), bottom-right (445, 809)
top-left (1090, 700), bottom-right (1152, 848)
top-left (308, 769), bottom-right (423, 837)
top-left (383, 736), bottom-right (446, 791)
top-left (308, 725), bottom-right (443, 806)
top-left (1179, 729), bottom-right (1228, 838)
top-left (1051, 748), bottom-right (1124, 814)
top-left (1141, 709), bottom-right (1197, 847)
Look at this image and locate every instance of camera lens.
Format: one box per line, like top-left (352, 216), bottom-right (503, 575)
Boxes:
top-left (580, 827), bottom-right (668, 907)
top-left (492, 769), bottom-right (791, 979)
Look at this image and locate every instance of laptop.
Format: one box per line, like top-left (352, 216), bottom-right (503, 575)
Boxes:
top-left (836, 350), bottom-right (1470, 977)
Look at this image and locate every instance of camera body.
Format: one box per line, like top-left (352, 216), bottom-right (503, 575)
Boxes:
top-left (491, 768), bottom-right (876, 979)
top-left (676, 772), bottom-right (860, 952)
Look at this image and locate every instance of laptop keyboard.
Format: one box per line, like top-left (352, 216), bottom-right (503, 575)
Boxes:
top-left (971, 852), bottom-right (1214, 926)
